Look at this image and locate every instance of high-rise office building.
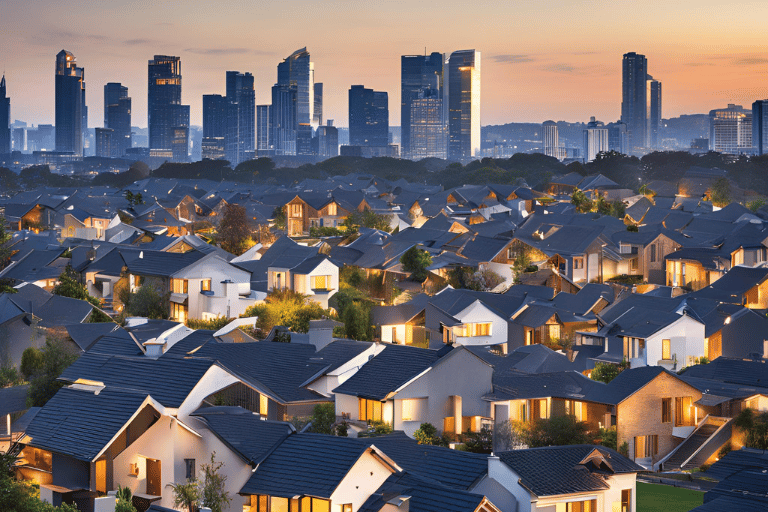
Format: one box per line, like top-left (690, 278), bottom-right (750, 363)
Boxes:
top-left (0, 75), bottom-right (9, 154)
top-left (753, 100), bottom-right (768, 156)
top-left (401, 52), bottom-right (444, 159)
top-left (709, 104), bottom-right (753, 155)
top-left (542, 121), bottom-right (565, 160)
top-left (225, 71), bottom-right (255, 165)
top-left (348, 85), bottom-right (389, 147)
top-left (607, 121), bottom-right (628, 154)
top-left (104, 83), bottom-right (131, 158)
top-left (257, 105), bottom-right (271, 153)
top-left (647, 77), bottom-right (662, 150)
top-left (621, 52), bottom-right (648, 155)
top-left (314, 120), bottom-right (338, 158)
top-left (55, 50), bottom-right (86, 156)
top-left (148, 55), bottom-right (189, 161)
top-left (270, 85), bottom-right (297, 156)
top-left (447, 50), bottom-right (481, 161)
top-left (583, 117), bottom-right (609, 162)
top-left (313, 83), bottom-right (323, 127)
top-left (95, 127), bottom-right (113, 158)
top-left (202, 94), bottom-right (227, 160)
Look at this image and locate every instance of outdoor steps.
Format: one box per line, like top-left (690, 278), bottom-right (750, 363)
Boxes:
top-left (663, 418), bottom-right (732, 471)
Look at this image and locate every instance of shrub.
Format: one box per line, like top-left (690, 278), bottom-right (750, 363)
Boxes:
top-left (27, 336), bottom-right (79, 407)
top-left (310, 403), bottom-right (336, 435)
top-left (20, 347), bottom-right (44, 380)
top-left (618, 441), bottom-right (629, 457)
top-left (400, 246), bottom-right (432, 282)
top-left (598, 427), bottom-right (617, 451)
top-left (413, 423), bottom-right (447, 446)
top-left (186, 316), bottom-right (232, 330)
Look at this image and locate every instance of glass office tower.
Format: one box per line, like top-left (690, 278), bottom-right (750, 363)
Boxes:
top-left (446, 50), bottom-right (480, 161)
top-left (55, 50), bottom-right (86, 156)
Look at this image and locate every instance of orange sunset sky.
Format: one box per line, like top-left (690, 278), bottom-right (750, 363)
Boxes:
top-left (1, 0), bottom-right (767, 128)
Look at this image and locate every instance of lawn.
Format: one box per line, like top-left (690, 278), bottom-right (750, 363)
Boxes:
top-left (636, 482), bottom-right (704, 512)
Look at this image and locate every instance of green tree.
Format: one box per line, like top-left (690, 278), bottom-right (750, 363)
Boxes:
top-left (709, 177), bottom-right (732, 207)
top-left (121, 284), bottom-right (169, 320)
top-left (27, 336), bottom-right (80, 407)
top-left (115, 485), bottom-right (138, 512)
top-left (571, 188), bottom-right (594, 213)
top-left (413, 423), bottom-right (447, 446)
top-left (734, 408), bottom-right (768, 449)
top-left (272, 206), bottom-right (286, 231)
top-left (512, 249), bottom-right (533, 284)
top-left (522, 415), bottom-right (593, 447)
top-left (342, 301), bottom-right (372, 341)
top-left (598, 426), bottom-right (617, 451)
top-left (20, 347), bottom-right (44, 380)
top-left (461, 427), bottom-right (494, 453)
top-left (217, 203), bottom-right (254, 255)
top-left (199, 452), bottom-right (231, 512)
top-left (590, 360), bottom-right (628, 383)
top-left (167, 479), bottom-right (199, 512)
top-left (310, 403), bottom-right (336, 434)
top-left (400, 246), bottom-right (432, 282)
top-left (242, 289), bottom-right (329, 335)
top-left (746, 198), bottom-right (766, 212)
top-left (342, 209), bottom-right (393, 233)
top-left (53, 265), bottom-right (99, 307)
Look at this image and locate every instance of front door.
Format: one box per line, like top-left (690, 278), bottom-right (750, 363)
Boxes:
top-left (146, 458), bottom-right (161, 496)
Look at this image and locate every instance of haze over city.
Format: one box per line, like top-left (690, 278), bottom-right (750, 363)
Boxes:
top-left (2, 0), bottom-right (768, 128)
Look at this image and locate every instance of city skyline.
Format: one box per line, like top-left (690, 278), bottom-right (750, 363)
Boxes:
top-left (2, 0), bottom-right (768, 129)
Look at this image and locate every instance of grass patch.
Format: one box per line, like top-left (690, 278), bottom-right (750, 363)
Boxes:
top-left (636, 482), bottom-right (703, 512)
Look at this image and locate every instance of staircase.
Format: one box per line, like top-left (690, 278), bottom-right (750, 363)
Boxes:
top-left (662, 416), bottom-right (732, 471)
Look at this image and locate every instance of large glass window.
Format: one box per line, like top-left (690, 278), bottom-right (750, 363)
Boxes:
top-left (634, 435), bottom-right (658, 458)
top-left (171, 278), bottom-right (188, 294)
top-left (359, 398), bottom-right (383, 422)
top-left (171, 302), bottom-right (188, 323)
top-left (662, 339), bottom-right (671, 360)
top-left (675, 396), bottom-right (694, 426)
top-left (555, 500), bottom-right (597, 512)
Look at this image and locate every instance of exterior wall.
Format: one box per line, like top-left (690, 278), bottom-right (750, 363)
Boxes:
top-left (176, 256), bottom-right (256, 320)
top-left (666, 259), bottom-right (724, 291)
top-left (644, 235), bottom-right (678, 285)
top-left (335, 393), bottom-right (362, 421)
top-left (454, 301), bottom-right (508, 347)
top-left (393, 349), bottom-right (493, 437)
top-left (329, 450), bottom-right (394, 512)
top-left (644, 316), bottom-right (705, 368)
top-left (488, 459), bottom-right (532, 512)
top-left (616, 372), bottom-right (703, 464)
top-left (745, 280), bottom-right (768, 309)
top-left (177, 365), bottom-right (241, 419)
top-left (380, 324), bottom-right (407, 344)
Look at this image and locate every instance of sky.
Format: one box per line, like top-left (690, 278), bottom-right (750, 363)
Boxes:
top-left (1, 0), bottom-right (768, 129)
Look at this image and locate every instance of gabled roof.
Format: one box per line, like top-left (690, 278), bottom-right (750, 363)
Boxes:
top-left (691, 266), bottom-right (768, 303)
top-left (0, 384), bottom-right (30, 416)
top-left (23, 386), bottom-right (156, 461)
top-left (371, 293), bottom-right (430, 325)
top-left (702, 468), bottom-right (768, 509)
top-left (332, 344), bottom-right (442, 401)
top-left (359, 472), bottom-right (490, 512)
top-left (191, 407), bottom-right (294, 465)
top-left (496, 445), bottom-right (643, 498)
top-left (705, 447), bottom-right (768, 481)
top-left (596, 366), bottom-right (681, 405)
top-left (486, 370), bottom-right (608, 403)
top-left (65, 323), bottom-right (120, 351)
top-left (123, 249), bottom-right (206, 277)
top-left (239, 434), bottom-right (394, 498)
top-left (368, 432), bottom-right (488, 490)
top-left (678, 357), bottom-right (768, 389)
top-left (309, 339), bottom-right (375, 374)
top-left (290, 254), bottom-right (337, 274)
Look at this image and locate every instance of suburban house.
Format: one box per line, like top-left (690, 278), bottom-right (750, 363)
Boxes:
top-left (489, 445), bottom-right (643, 512)
top-left (268, 254), bottom-right (339, 307)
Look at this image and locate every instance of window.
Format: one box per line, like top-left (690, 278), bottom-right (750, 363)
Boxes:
top-left (310, 275), bottom-right (330, 290)
top-left (662, 398), bottom-right (672, 423)
top-left (634, 435), bottom-right (658, 458)
top-left (184, 459), bottom-right (195, 480)
top-left (171, 302), bottom-right (188, 323)
top-left (201, 279), bottom-right (211, 292)
top-left (555, 500), bottom-right (597, 512)
top-left (342, 506), bottom-right (352, 512)
top-left (327, 203), bottom-right (337, 216)
top-left (359, 398), bottom-right (383, 422)
top-left (574, 257), bottom-right (584, 270)
top-left (519, 402), bottom-right (528, 422)
top-left (630, 258), bottom-right (638, 271)
top-left (621, 489), bottom-right (631, 512)
top-left (650, 244), bottom-right (657, 263)
top-left (391, 326), bottom-right (398, 343)
top-left (464, 322), bottom-right (491, 337)
top-left (564, 400), bottom-right (585, 421)
top-left (259, 394), bottom-right (269, 416)
top-left (291, 204), bottom-right (302, 217)
top-left (401, 398), bottom-right (424, 422)
top-left (662, 339), bottom-right (671, 360)
top-left (675, 396), bottom-right (694, 426)
top-left (171, 278), bottom-right (188, 294)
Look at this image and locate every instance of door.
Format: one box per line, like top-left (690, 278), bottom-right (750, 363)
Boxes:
top-left (146, 458), bottom-right (161, 496)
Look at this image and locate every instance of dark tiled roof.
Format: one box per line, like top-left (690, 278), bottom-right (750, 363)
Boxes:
top-left (86, 328), bottom-right (145, 356)
top-left (703, 469), bottom-right (768, 509)
top-left (487, 370), bottom-right (608, 403)
top-left (239, 433), bottom-right (377, 498)
top-left (290, 254), bottom-right (335, 274)
top-left (23, 386), bottom-right (153, 461)
top-left (332, 344), bottom-right (442, 400)
top-left (58, 353), bottom-right (215, 408)
top-left (679, 357), bottom-right (768, 389)
top-left (123, 249), bottom-right (205, 277)
top-left (367, 432), bottom-right (488, 490)
top-left (310, 339), bottom-right (374, 373)
top-left (595, 366), bottom-right (670, 405)
top-left (497, 445), bottom-right (643, 497)
top-left (191, 406), bottom-right (294, 465)
top-left (705, 448), bottom-right (768, 481)
top-left (0, 384), bottom-right (30, 416)
top-left (66, 323), bottom-right (120, 352)
top-left (35, 295), bottom-right (94, 327)
top-left (359, 472), bottom-right (487, 512)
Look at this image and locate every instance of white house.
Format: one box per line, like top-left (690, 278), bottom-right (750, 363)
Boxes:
top-left (618, 312), bottom-right (706, 370)
top-left (268, 255), bottom-right (339, 308)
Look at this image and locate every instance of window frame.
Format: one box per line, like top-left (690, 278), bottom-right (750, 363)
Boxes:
top-left (201, 279), bottom-right (212, 292)
top-left (661, 397), bottom-right (672, 423)
top-left (662, 339), bottom-right (671, 360)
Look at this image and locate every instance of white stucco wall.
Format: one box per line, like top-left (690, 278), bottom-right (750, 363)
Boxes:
top-left (176, 256), bottom-right (256, 320)
top-left (488, 458), bottom-right (532, 512)
top-left (177, 365), bottom-right (241, 419)
top-left (329, 450), bottom-right (394, 512)
top-left (336, 394), bottom-right (361, 420)
top-left (645, 316), bottom-right (705, 368)
top-left (454, 300), bottom-right (508, 347)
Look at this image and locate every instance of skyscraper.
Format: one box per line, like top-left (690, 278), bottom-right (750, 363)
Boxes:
top-left (148, 55), bottom-right (189, 161)
top-left (647, 77), bottom-right (662, 150)
top-left (710, 104), bottom-right (753, 155)
top-left (271, 48), bottom-right (314, 155)
top-left (313, 82), bottom-right (323, 127)
top-left (621, 52), bottom-right (648, 155)
top-left (202, 94), bottom-right (227, 160)
top-left (257, 105), bottom-right (271, 153)
top-left (0, 75), bottom-right (9, 155)
top-left (401, 52), bottom-right (444, 159)
top-left (270, 85), bottom-right (297, 156)
top-left (753, 100), bottom-right (768, 156)
top-left (542, 121), bottom-right (565, 160)
top-left (348, 85), bottom-right (389, 147)
top-left (583, 117), bottom-right (609, 162)
top-left (607, 121), bottom-right (628, 154)
top-left (104, 83), bottom-right (131, 158)
top-left (447, 50), bottom-right (481, 161)
top-left (225, 71), bottom-right (255, 165)
top-left (55, 50), bottom-right (86, 156)
top-left (314, 120), bottom-right (338, 158)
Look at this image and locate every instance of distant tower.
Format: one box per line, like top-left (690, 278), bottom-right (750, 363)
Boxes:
top-left (348, 85), bottom-right (389, 147)
top-left (583, 117), bottom-right (609, 162)
top-left (446, 50), bottom-right (481, 160)
top-left (0, 75), bottom-right (9, 154)
top-left (224, 71), bottom-right (255, 165)
top-left (542, 121), bottom-right (564, 160)
top-left (401, 52), bottom-right (444, 159)
top-left (621, 52), bottom-right (648, 155)
top-left (647, 77), bottom-right (662, 150)
top-left (202, 94), bottom-right (227, 160)
top-left (709, 104), bottom-right (752, 155)
top-left (271, 48), bottom-right (314, 155)
top-left (55, 50), bottom-right (86, 156)
top-left (313, 82), bottom-right (323, 127)
top-left (148, 55), bottom-right (189, 161)
top-left (104, 83), bottom-right (132, 157)
top-left (753, 100), bottom-right (768, 156)
top-left (257, 105), bottom-right (271, 153)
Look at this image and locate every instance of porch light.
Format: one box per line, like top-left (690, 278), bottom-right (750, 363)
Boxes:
top-left (724, 316), bottom-right (731, 325)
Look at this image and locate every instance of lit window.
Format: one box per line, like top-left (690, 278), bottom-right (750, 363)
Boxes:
top-left (662, 339), bottom-right (671, 360)
top-left (184, 459), bottom-right (195, 480)
top-left (171, 278), bottom-right (188, 294)
top-left (359, 398), bottom-right (383, 422)
top-left (259, 394), bottom-right (269, 416)
top-left (574, 257), bottom-right (584, 270)
top-left (201, 279), bottom-right (211, 292)
top-left (327, 203), bottom-right (337, 216)
top-left (311, 275), bottom-right (330, 290)
top-left (401, 398), bottom-right (424, 422)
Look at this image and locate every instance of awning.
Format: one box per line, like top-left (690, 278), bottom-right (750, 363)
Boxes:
top-left (170, 293), bottom-right (188, 304)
